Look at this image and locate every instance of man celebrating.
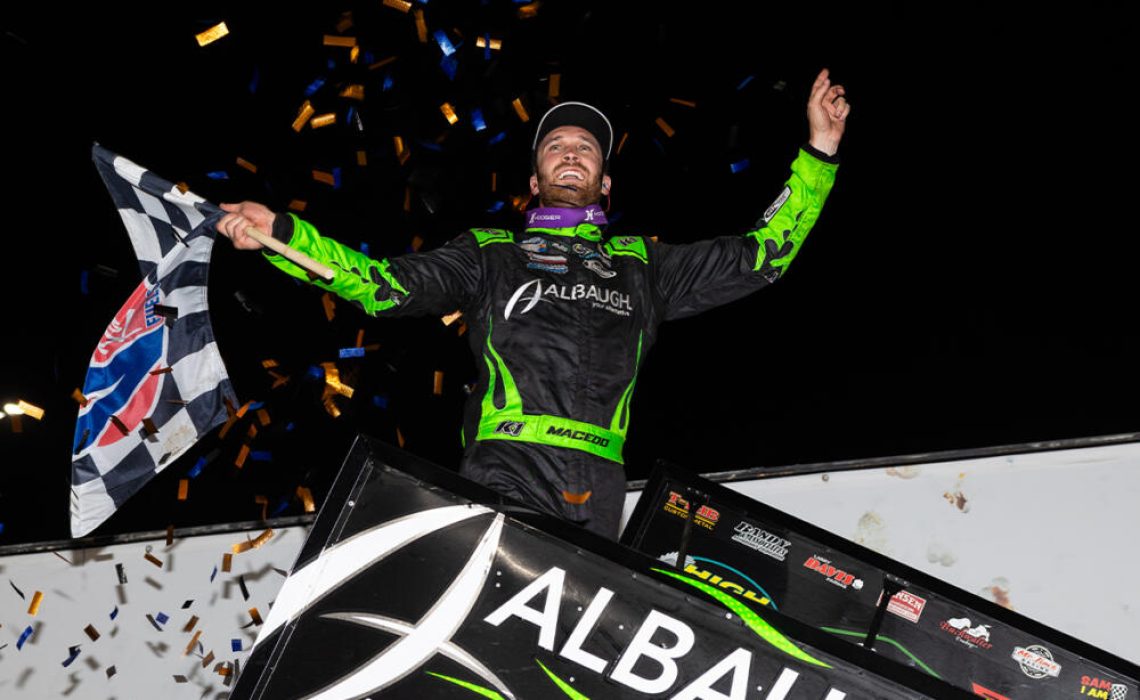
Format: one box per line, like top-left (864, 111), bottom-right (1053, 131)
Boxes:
top-left (216, 68), bottom-right (849, 538)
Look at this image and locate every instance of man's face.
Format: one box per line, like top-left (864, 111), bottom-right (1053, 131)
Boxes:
top-left (530, 126), bottom-right (611, 208)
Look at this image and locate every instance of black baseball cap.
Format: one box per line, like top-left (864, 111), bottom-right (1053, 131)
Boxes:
top-left (531, 101), bottom-right (613, 166)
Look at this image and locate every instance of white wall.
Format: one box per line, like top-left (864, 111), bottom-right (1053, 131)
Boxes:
top-left (622, 440), bottom-right (1140, 663)
top-left (0, 524), bottom-right (306, 699)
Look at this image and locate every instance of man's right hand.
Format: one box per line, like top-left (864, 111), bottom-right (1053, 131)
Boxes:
top-left (216, 201), bottom-right (276, 250)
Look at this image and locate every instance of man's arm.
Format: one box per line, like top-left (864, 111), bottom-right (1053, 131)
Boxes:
top-left (216, 202), bottom-right (482, 317)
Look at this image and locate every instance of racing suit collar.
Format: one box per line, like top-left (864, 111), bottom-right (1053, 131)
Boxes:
top-left (524, 205), bottom-right (607, 240)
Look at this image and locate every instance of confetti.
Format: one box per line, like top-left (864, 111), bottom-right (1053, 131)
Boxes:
top-left (157, 612), bottom-right (170, 625)
top-left (148, 367), bottom-right (173, 376)
top-left (304, 77), bottom-right (326, 97)
top-left (287, 199), bottom-right (307, 212)
top-left (194, 22), bottom-right (229, 47)
top-left (234, 444), bottom-right (250, 469)
top-left (336, 12), bottom-right (353, 32)
top-left (433, 30), bottom-right (457, 56)
top-left (142, 417), bottom-right (160, 436)
top-left (350, 46), bottom-right (360, 63)
top-left (269, 371), bottom-right (291, 389)
top-left (356, 150), bottom-right (367, 166)
top-left (238, 575), bottom-right (250, 601)
top-left (84, 624), bottom-right (100, 641)
top-left (737, 74), bottom-right (755, 90)
top-left (248, 608), bottom-right (263, 625)
top-left (145, 553), bottom-right (163, 568)
top-left (491, 172), bottom-right (497, 191)
top-left (10, 579), bottom-right (25, 599)
top-left (106, 666), bottom-right (117, 678)
top-left (440, 102), bottom-right (459, 125)
top-left (62, 645), bottom-right (82, 667)
top-left (369, 55), bottom-right (398, 70)
top-left (184, 630), bottom-right (203, 655)
top-left (231, 639), bottom-right (242, 652)
top-left (71, 388), bottom-right (89, 407)
top-left (9, 414), bottom-right (22, 433)
top-left (549, 73), bottom-right (561, 99)
top-left (202, 650), bottom-right (216, 667)
top-left (16, 625), bottom-right (33, 649)
top-left (15, 400), bottom-right (44, 420)
top-left (471, 108), bottom-right (487, 132)
top-left (355, 329), bottom-right (366, 347)
top-left (235, 157), bottom-right (257, 174)
top-left (183, 615), bottom-right (199, 633)
top-left (323, 35), bottom-right (356, 48)
top-left (110, 606), bottom-right (119, 620)
top-left (251, 450), bottom-right (272, 462)
top-left (166, 525), bottom-right (175, 546)
top-left (188, 457), bottom-right (208, 479)
top-left (323, 363), bottom-right (355, 398)
top-left (397, 427), bottom-right (406, 448)
top-left (372, 395), bottom-right (389, 409)
top-left (207, 171), bottom-right (230, 180)
top-left (729, 159), bottom-right (750, 174)
top-left (475, 36), bottom-right (502, 51)
top-left (80, 269), bottom-right (90, 295)
top-left (257, 408), bottom-right (271, 426)
top-left (174, 675), bottom-right (189, 683)
top-left (655, 117), bottom-right (675, 137)
top-left (511, 97), bottom-right (530, 122)
top-left (383, 0), bottom-right (412, 11)
top-left (414, 9), bottom-right (428, 41)
top-left (292, 100), bottom-right (315, 132)
top-left (146, 614), bottom-right (163, 631)
top-left (517, 2), bottom-right (541, 19)
top-left (28, 590), bottom-right (43, 615)
top-left (433, 371), bottom-right (444, 395)
top-left (311, 113), bottom-right (336, 129)
top-left (441, 310), bottom-right (463, 326)
top-left (297, 486), bottom-right (316, 513)
top-left (670, 97), bottom-right (697, 108)
top-left (617, 131), bottom-right (630, 154)
top-left (339, 346), bottom-right (365, 359)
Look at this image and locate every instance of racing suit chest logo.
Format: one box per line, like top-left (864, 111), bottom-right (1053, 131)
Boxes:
top-left (504, 278), bottom-right (633, 320)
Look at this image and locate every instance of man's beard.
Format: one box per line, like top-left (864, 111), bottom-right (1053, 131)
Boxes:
top-left (535, 172), bottom-right (603, 208)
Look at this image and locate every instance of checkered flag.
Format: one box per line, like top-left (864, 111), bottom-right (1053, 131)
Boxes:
top-left (1112, 684), bottom-right (1129, 700)
top-left (70, 145), bottom-right (238, 537)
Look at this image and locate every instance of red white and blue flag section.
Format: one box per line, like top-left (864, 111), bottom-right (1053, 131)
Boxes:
top-left (71, 145), bottom-right (237, 538)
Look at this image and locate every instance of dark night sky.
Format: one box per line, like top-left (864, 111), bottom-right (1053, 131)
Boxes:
top-left (1, 2), bottom-right (1135, 545)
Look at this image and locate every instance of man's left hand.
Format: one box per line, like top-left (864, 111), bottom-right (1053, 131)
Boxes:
top-left (807, 68), bottom-right (850, 157)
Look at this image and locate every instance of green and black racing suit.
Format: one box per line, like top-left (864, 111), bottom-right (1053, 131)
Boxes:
top-left (263, 145), bottom-right (839, 537)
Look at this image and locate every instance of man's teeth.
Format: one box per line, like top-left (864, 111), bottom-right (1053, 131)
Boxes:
top-left (558, 171), bottom-right (583, 180)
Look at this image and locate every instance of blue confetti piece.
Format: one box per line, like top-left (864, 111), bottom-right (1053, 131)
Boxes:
top-left (730, 158), bottom-right (751, 174)
top-left (471, 108), bottom-right (486, 132)
top-left (488, 131), bottom-right (506, 145)
top-left (210, 566), bottom-right (218, 583)
top-left (486, 200), bottom-right (505, 213)
top-left (416, 140), bottom-right (444, 153)
top-left (484, 34), bottom-right (491, 61)
top-left (248, 401), bottom-right (265, 410)
top-left (440, 55), bottom-right (458, 80)
top-left (382, 73), bottom-right (394, 91)
top-left (433, 30), bottom-right (456, 56)
top-left (250, 451), bottom-right (273, 462)
top-left (737, 74), bottom-right (755, 91)
top-left (249, 66), bottom-right (260, 94)
top-left (286, 422), bottom-right (296, 432)
top-left (339, 347), bottom-right (366, 359)
top-left (272, 498), bottom-right (290, 516)
top-left (332, 167), bottom-right (343, 189)
top-left (363, 51), bottom-right (375, 63)
top-left (62, 646), bottom-right (81, 667)
top-left (17, 625), bottom-right (33, 650)
top-left (109, 606), bottom-right (119, 620)
top-left (156, 612), bottom-right (169, 625)
top-left (372, 395), bottom-right (389, 410)
top-left (347, 106), bottom-right (356, 126)
top-left (80, 269), bottom-right (89, 295)
top-left (206, 171), bottom-right (230, 180)
top-left (651, 137), bottom-right (665, 154)
top-left (327, 58), bottom-right (336, 70)
top-left (0, 522), bottom-right (4, 534)
top-left (231, 639), bottom-right (242, 652)
top-left (360, 242), bottom-right (370, 256)
top-left (188, 457), bottom-right (207, 479)
top-left (308, 365), bottom-right (326, 381)
top-left (304, 77), bottom-right (326, 97)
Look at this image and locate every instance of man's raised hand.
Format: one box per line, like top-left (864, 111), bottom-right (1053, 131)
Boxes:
top-left (807, 68), bottom-right (850, 157)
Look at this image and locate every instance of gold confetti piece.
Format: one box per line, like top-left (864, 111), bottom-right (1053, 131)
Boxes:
top-left (548, 73), bottom-right (562, 99)
top-left (246, 424), bottom-right (258, 439)
top-left (321, 363), bottom-right (355, 399)
top-left (261, 359), bottom-right (279, 369)
top-left (235, 401), bottom-right (253, 419)
top-left (292, 100), bottom-right (315, 132)
top-left (340, 84), bottom-right (364, 100)
top-left (396, 427), bottom-right (406, 448)
top-left (255, 495), bottom-right (269, 521)
top-left (440, 102), bottom-right (459, 125)
top-left (184, 629), bottom-right (202, 655)
top-left (218, 413), bottom-right (238, 440)
top-left (182, 616), bottom-right (199, 633)
top-left (383, 0), bottom-right (412, 12)
top-left (202, 650), bottom-right (216, 668)
top-left (142, 417), bottom-right (159, 435)
top-left (310, 113), bottom-right (336, 129)
top-left (71, 388), bottom-right (89, 407)
top-left (393, 135), bottom-right (405, 157)
top-left (110, 415), bottom-right (129, 435)
top-left (433, 371), bottom-right (444, 395)
top-left (336, 12), bottom-right (353, 32)
top-left (178, 479), bottom-right (189, 501)
top-left (287, 200), bottom-right (307, 212)
top-left (256, 409), bottom-right (271, 427)
top-left (404, 187), bottom-right (412, 212)
top-left (491, 172), bottom-right (497, 192)
top-left (249, 608), bottom-right (263, 626)
top-left (617, 131), bottom-right (630, 154)
top-left (350, 46), bottom-right (360, 63)
top-left (670, 97), bottom-right (698, 108)
top-left (355, 329), bottom-right (365, 347)
top-left (398, 149), bottom-right (410, 166)
top-left (512, 98), bottom-right (530, 122)
top-left (457, 322), bottom-right (467, 336)
top-left (517, 1), bottom-right (541, 19)
top-left (17, 400), bottom-right (45, 420)
top-left (145, 553), bottom-right (163, 568)
top-left (84, 625), bottom-right (100, 641)
top-left (368, 55), bottom-right (397, 70)
top-left (222, 553), bottom-right (233, 573)
top-left (28, 591), bottom-right (43, 616)
top-left (269, 371), bottom-right (290, 389)
top-left (323, 35), bottom-right (356, 48)
top-left (414, 9), bottom-right (428, 41)
top-left (313, 169), bottom-right (337, 187)
top-left (320, 293), bottom-right (336, 321)
top-left (297, 486), bottom-right (315, 513)
top-left (236, 157), bottom-right (257, 174)
top-left (323, 396), bottom-right (342, 418)
top-left (363, 343), bottom-right (381, 352)
top-left (356, 150), bottom-right (367, 166)
top-left (655, 117), bottom-right (675, 137)
top-left (166, 525), bottom-right (175, 546)
top-left (175, 675), bottom-right (189, 683)
top-left (441, 310), bottom-right (463, 326)
top-left (475, 36), bottom-right (502, 50)
top-left (195, 22), bottom-right (229, 47)
top-left (149, 366), bottom-right (173, 375)
top-left (235, 444), bottom-right (250, 469)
